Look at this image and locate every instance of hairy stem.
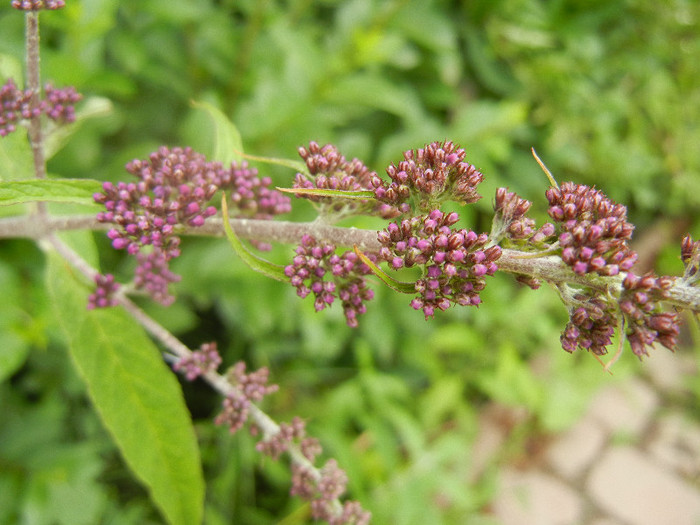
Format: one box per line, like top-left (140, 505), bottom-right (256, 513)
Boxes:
top-left (8, 213), bottom-right (700, 313)
top-left (25, 11), bottom-right (48, 222)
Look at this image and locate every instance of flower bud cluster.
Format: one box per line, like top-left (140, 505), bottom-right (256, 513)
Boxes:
top-left (0, 79), bottom-right (39, 137)
top-left (681, 235), bottom-right (700, 284)
top-left (221, 160), bottom-right (292, 250)
top-left (214, 361), bottom-right (278, 434)
top-left (291, 460), bottom-right (370, 524)
top-left (133, 250), bottom-right (181, 306)
top-left (492, 187), bottom-right (555, 245)
top-left (284, 234), bottom-right (376, 327)
top-left (560, 292), bottom-right (617, 355)
top-left (173, 342), bottom-right (222, 381)
top-left (372, 141), bottom-right (484, 213)
top-left (87, 274), bottom-right (120, 310)
top-left (294, 141), bottom-right (399, 220)
top-left (12, 0), bottom-right (65, 10)
top-left (0, 79), bottom-right (81, 137)
top-left (222, 161), bottom-right (292, 221)
top-left (620, 272), bottom-right (679, 357)
top-left (546, 182), bottom-right (637, 276)
top-left (95, 147), bottom-right (221, 257)
top-left (94, 146), bottom-right (290, 305)
top-left (378, 209), bottom-right (501, 319)
top-left (255, 416), bottom-right (321, 461)
top-left (43, 83), bottom-right (82, 123)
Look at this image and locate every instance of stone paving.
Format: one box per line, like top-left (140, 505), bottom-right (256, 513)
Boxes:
top-left (479, 347), bottom-right (700, 525)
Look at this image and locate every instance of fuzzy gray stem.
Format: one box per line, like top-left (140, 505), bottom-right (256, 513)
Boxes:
top-left (9, 214), bottom-right (700, 313)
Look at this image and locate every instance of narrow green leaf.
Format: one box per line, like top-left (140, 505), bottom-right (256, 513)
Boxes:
top-left (353, 246), bottom-right (416, 294)
top-left (192, 100), bottom-right (243, 165)
top-left (277, 187), bottom-right (377, 200)
top-left (221, 195), bottom-right (288, 281)
top-left (0, 179), bottom-right (102, 206)
top-left (239, 151), bottom-right (307, 173)
top-left (46, 253), bottom-right (204, 525)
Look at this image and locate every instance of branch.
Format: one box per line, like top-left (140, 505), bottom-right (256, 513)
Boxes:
top-left (9, 214), bottom-right (700, 314)
top-left (44, 232), bottom-right (345, 517)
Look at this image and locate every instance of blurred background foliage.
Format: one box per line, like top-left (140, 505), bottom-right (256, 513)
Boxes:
top-left (0, 0), bottom-right (698, 523)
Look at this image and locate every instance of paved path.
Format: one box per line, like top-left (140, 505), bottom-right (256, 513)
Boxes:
top-left (478, 348), bottom-right (700, 525)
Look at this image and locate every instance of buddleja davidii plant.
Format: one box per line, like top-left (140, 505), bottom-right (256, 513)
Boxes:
top-left (269, 140), bottom-right (698, 373)
top-left (0, 3), bottom-right (370, 524)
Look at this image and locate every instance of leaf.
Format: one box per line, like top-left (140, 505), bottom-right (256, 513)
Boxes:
top-left (0, 179), bottom-right (102, 207)
top-left (276, 187), bottom-right (376, 200)
top-left (353, 246), bottom-right (416, 294)
top-left (221, 195), bottom-right (287, 281)
top-left (192, 100), bottom-right (243, 165)
top-left (0, 261), bottom-right (30, 383)
top-left (0, 129), bottom-right (34, 181)
top-left (239, 151), bottom-right (307, 173)
top-left (46, 252), bottom-right (204, 525)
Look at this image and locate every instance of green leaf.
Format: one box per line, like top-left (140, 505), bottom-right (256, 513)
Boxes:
top-left (0, 261), bottom-right (30, 383)
top-left (0, 179), bottom-right (102, 206)
top-left (0, 129), bottom-right (34, 181)
top-left (239, 151), bottom-right (307, 173)
top-left (353, 246), bottom-right (416, 294)
top-left (46, 252), bottom-right (204, 525)
top-left (192, 100), bottom-right (243, 165)
top-left (277, 187), bottom-right (376, 200)
top-left (221, 195), bottom-right (287, 281)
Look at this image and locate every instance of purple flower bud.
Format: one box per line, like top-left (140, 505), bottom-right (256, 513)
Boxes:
top-left (112, 237), bottom-right (130, 250)
top-left (573, 261), bottom-right (588, 274)
top-left (472, 264), bottom-right (487, 277)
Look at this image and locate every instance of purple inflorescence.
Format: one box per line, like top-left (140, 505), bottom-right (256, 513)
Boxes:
top-left (214, 361), bottom-right (278, 434)
top-left (94, 147), bottom-right (219, 303)
top-left (560, 292), bottom-right (617, 355)
top-left (94, 146), bottom-right (290, 305)
top-left (133, 250), bottom-right (181, 306)
top-left (222, 160), bottom-right (292, 220)
top-left (87, 273), bottom-right (120, 309)
top-left (294, 141), bottom-right (400, 219)
top-left (12, 0), bottom-right (65, 10)
top-left (560, 271), bottom-right (680, 358)
top-left (43, 83), bottom-right (82, 123)
top-left (620, 272), bottom-right (679, 357)
top-left (256, 416), bottom-right (310, 460)
top-left (221, 160), bottom-right (291, 250)
top-left (173, 342), bottom-right (222, 381)
top-left (378, 209), bottom-right (501, 319)
top-left (0, 79), bottom-right (82, 137)
top-left (284, 234), bottom-right (376, 327)
top-left (95, 146), bottom-right (221, 257)
top-left (372, 140), bottom-right (484, 213)
top-left (493, 187), bottom-right (555, 244)
top-left (546, 182), bottom-right (637, 276)
top-left (0, 78), bottom-right (39, 137)
top-left (290, 462), bottom-right (371, 524)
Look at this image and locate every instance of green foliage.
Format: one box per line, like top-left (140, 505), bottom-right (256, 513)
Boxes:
top-left (1, 0), bottom-right (698, 523)
top-left (0, 179), bottom-right (102, 206)
top-left (47, 251), bottom-right (205, 525)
